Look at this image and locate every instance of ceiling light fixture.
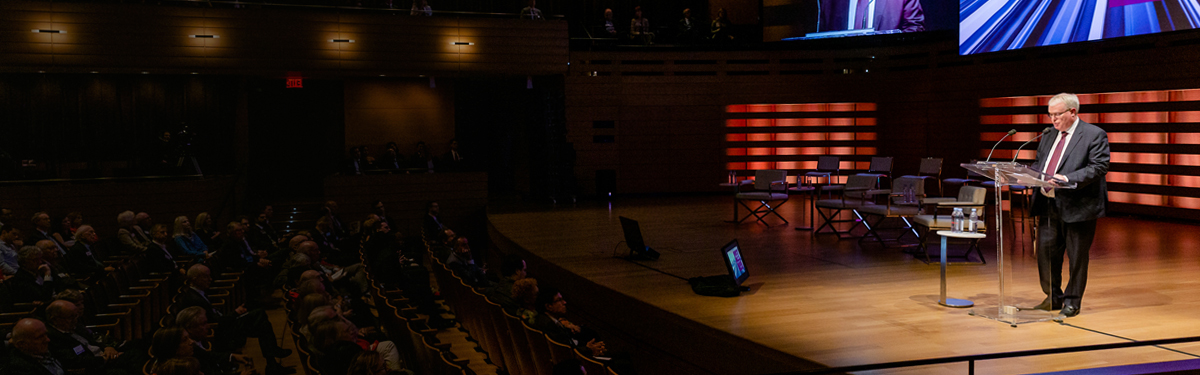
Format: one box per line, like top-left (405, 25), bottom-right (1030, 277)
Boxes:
top-left (330, 39), bottom-right (355, 43)
top-left (452, 42), bottom-right (474, 46)
top-left (189, 34), bottom-right (219, 39)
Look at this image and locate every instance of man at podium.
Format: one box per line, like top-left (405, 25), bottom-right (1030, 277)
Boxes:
top-left (1028, 93), bottom-right (1110, 318)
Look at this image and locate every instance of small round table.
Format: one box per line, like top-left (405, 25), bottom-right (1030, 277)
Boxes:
top-left (935, 230), bottom-right (984, 308)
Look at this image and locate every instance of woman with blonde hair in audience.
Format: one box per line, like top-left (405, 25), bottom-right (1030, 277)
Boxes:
top-left (173, 215), bottom-right (210, 258)
top-left (512, 277), bottom-right (539, 324)
top-left (193, 212), bottom-right (221, 248)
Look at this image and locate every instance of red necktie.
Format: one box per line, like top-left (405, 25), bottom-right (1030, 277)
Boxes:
top-left (1043, 131), bottom-right (1068, 192)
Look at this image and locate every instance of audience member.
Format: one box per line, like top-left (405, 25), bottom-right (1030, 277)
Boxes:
top-left (154, 357), bottom-right (204, 375)
top-left (194, 212), bottom-right (221, 249)
top-left (29, 211), bottom-right (65, 255)
top-left (603, 8), bottom-right (618, 36)
top-left (173, 215), bottom-right (210, 258)
top-left (39, 240), bottom-right (83, 291)
top-left (380, 147), bottom-right (403, 170)
top-left (534, 286), bottom-right (606, 357)
top-left (410, 0), bottom-right (431, 16)
top-left (410, 141), bottom-right (434, 172)
top-left (520, 0), bottom-right (543, 20)
top-left (512, 277), bottom-right (539, 323)
top-left (117, 210), bottom-right (150, 254)
top-left (175, 264), bottom-right (293, 374)
top-left (145, 224), bottom-right (182, 275)
top-left (65, 225), bottom-right (113, 280)
top-left (710, 8), bottom-right (734, 42)
top-left (138, 327), bottom-right (195, 375)
top-left (135, 212), bottom-right (154, 241)
top-left (45, 299), bottom-right (122, 374)
top-left (485, 254), bottom-right (527, 309)
top-left (311, 319), bottom-right (362, 375)
top-left (322, 200), bottom-right (347, 240)
top-left (446, 237), bottom-right (488, 287)
top-left (372, 201), bottom-right (394, 229)
top-left (346, 351), bottom-right (390, 375)
top-left (51, 212), bottom-right (81, 248)
top-left (345, 147), bottom-right (365, 175)
top-left (630, 6), bottom-right (654, 44)
top-left (1, 224), bottom-right (18, 275)
top-left (422, 201), bottom-right (443, 235)
top-left (176, 306), bottom-right (254, 375)
top-left (248, 210), bottom-right (281, 251)
top-left (677, 8), bottom-right (699, 43)
top-left (8, 246), bottom-right (56, 304)
top-left (441, 138), bottom-right (464, 171)
top-left (3, 319), bottom-right (63, 375)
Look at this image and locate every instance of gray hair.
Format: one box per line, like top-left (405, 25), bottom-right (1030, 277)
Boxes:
top-left (176, 306), bottom-right (208, 328)
top-left (46, 300), bottom-right (75, 321)
top-left (1049, 93), bottom-right (1079, 111)
top-left (117, 210), bottom-right (136, 226)
top-left (18, 246), bottom-right (42, 263)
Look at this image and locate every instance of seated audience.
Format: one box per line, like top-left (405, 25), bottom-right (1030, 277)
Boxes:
top-left (677, 8), bottom-right (699, 43)
top-left (409, 142), bottom-right (434, 172)
top-left (445, 237), bottom-right (489, 287)
top-left (154, 357), bottom-right (204, 375)
top-left (117, 210), bottom-right (150, 254)
top-left (135, 212), bottom-right (154, 240)
top-left (603, 8), bottom-right (618, 37)
top-left (134, 327), bottom-right (195, 375)
top-left (173, 215), bottom-right (210, 258)
top-left (485, 254), bottom-right (527, 309)
top-left (65, 225), bottom-right (111, 280)
top-left (193, 212), bottom-right (221, 249)
top-left (410, 0), bottom-right (431, 16)
top-left (175, 263), bottom-right (293, 374)
top-left (38, 240), bottom-right (83, 292)
top-left (45, 299), bottom-right (122, 374)
top-left (9, 246), bottom-right (58, 304)
top-left (534, 286), bottom-right (606, 357)
top-left (630, 6), bottom-right (654, 44)
top-left (52, 212), bottom-right (81, 248)
top-left (1, 224), bottom-right (18, 275)
top-left (422, 201), bottom-right (444, 236)
top-left (145, 224), bottom-right (183, 275)
top-left (710, 8), bottom-right (734, 42)
top-left (3, 319), bottom-right (63, 375)
top-left (322, 201), bottom-right (346, 240)
top-left (176, 306), bottom-right (255, 375)
top-left (441, 138), bottom-right (464, 171)
top-left (29, 211), bottom-right (65, 255)
top-left (512, 277), bottom-right (539, 324)
top-left (311, 319), bottom-right (363, 375)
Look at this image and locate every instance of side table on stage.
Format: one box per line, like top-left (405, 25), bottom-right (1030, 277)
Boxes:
top-left (720, 179), bottom-right (754, 223)
top-left (961, 162), bottom-right (1071, 326)
top-left (936, 230), bottom-right (983, 308)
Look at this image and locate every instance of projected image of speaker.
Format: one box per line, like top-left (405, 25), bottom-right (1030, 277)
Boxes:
top-left (619, 216), bottom-right (660, 260)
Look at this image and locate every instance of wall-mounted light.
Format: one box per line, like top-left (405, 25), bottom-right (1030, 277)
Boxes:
top-left (452, 42), bottom-right (474, 46)
top-left (330, 39), bottom-right (355, 43)
top-left (32, 29), bottom-right (65, 34)
top-left (90, 71), bottom-right (99, 74)
top-left (189, 34), bottom-right (219, 39)
top-left (141, 71), bottom-right (150, 74)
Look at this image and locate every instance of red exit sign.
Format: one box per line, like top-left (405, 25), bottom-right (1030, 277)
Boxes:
top-left (286, 78), bottom-right (303, 88)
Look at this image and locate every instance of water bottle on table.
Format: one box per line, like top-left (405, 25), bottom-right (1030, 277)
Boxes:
top-left (951, 208), bottom-right (964, 233)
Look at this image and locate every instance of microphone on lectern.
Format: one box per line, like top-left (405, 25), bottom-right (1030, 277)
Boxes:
top-left (985, 129), bottom-right (1017, 162)
top-left (1011, 127), bottom-right (1053, 163)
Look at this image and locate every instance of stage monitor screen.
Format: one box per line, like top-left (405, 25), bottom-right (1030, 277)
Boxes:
top-left (763, 0), bottom-right (957, 42)
top-left (619, 216), bottom-right (647, 252)
top-left (721, 239), bottom-right (749, 286)
top-left (960, 0), bottom-right (1200, 55)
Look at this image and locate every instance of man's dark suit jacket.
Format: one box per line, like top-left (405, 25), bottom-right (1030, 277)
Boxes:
top-left (1030, 121), bottom-right (1110, 223)
top-left (47, 324), bottom-right (105, 372)
top-left (27, 229), bottom-right (61, 252)
top-left (142, 243), bottom-right (177, 274)
top-left (818, 0), bottom-right (925, 33)
top-left (1, 350), bottom-right (57, 375)
top-left (6, 269), bottom-right (54, 304)
top-left (65, 242), bottom-right (105, 279)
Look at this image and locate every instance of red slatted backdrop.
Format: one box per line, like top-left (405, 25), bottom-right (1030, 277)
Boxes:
top-left (724, 103), bottom-right (878, 183)
top-left (980, 90), bottom-right (1200, 219)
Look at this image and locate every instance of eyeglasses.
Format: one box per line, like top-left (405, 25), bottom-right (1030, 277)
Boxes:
top-left (1047, 109), bottom-right (1073, 119)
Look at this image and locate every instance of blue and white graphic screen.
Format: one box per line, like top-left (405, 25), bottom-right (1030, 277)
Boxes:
top-left (960, 0), bottom-right (1200, 55)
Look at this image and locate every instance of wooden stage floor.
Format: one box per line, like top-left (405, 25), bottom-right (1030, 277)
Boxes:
top-left (487, 195), bottom-right (1200, 374)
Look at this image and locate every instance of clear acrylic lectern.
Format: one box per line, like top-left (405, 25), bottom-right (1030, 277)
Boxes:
top-left (960, 162), bottom-right (1075, 326)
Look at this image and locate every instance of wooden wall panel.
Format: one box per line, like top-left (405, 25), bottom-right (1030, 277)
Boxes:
top-left (0, 0), bottom-right (568, 77)
top-left (343, 78), bottom-right (458, 156)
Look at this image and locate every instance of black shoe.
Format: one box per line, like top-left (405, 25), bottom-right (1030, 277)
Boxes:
top-left (266, 363), bottom-right (297, 375)
top-left (1027, 298), bottom-right (1062, 311)
top-left (266, 347), bottom-right (293, 358)
top-left (1060, 305), bottom-right (1081, 317)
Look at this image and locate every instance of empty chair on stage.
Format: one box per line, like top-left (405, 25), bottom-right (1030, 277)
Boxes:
top-left (734, 170), bottom-right (790, 226)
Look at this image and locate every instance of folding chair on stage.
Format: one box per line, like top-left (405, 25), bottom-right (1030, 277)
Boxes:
top-left (855, 176), bottom-right (925, 247)
top-left (814, 175), bottom-right (877, 238)
top-left (901, 157), bottom-right (943, 197)
top-left (911, 186), bottom-right (988, 263)
top-left (857, 156), bottom-right (894, 189)
top-left (734, 169), bottom-right (789, 226)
